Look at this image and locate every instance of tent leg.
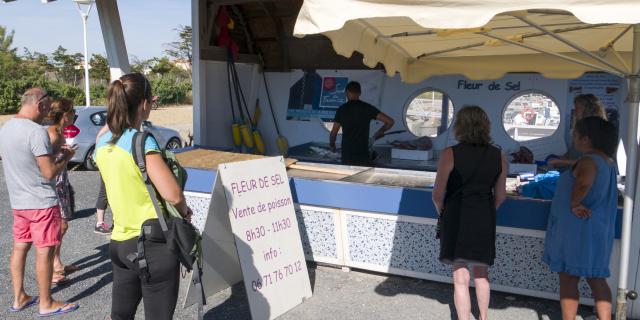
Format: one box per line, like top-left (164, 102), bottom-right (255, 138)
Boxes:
top-left (96, 0), bottom-right (130, 81)
top-left (617, 24), bottom-right (640, 320)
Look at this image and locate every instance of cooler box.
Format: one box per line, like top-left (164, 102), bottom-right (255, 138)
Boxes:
top-left (391, 149), bottom-right (433, 161)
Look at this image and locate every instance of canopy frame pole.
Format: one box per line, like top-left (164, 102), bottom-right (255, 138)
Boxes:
top-left (603, 25), bottom-right (634, 71)
top-left (95, 0), bottom-right (130, 81)
top-left (514, 15), bottom-right (629, 75)
top-left (417, 24), bottom-right (612, 59)
top-left (479, 32), bottom-right (626, 77)
top-left (394, 22), bottom-right (609, 39)
top-left (610, 49), bottom-right (631, 72)
top-left (616, 23), bottom-right (640, 320)
top-left (611, 25), bottom-right (634, 47)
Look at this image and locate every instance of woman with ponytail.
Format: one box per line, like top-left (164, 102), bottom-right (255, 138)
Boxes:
top-left (94, 73), bottom-right (192, 320)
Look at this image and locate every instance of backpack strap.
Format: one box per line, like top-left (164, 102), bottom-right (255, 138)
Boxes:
top-left (132, 131), bottom-right (169, 233)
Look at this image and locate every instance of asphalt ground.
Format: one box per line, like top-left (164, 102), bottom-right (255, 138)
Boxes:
top-left (0, 164), bottom-right (599, 320)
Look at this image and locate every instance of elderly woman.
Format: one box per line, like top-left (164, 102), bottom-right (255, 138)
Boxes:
top-left (549, 94), bottom-right (607, 169)
top-left (543, 117), bottom-right (618, 320)
top-left (432, 105), bottom-right (508, 320)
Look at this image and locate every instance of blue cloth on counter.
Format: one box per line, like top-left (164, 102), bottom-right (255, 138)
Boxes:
top-left (542, 154), bottom-right (618, 278)
top-left (520, 171), bottom-right (560, 200)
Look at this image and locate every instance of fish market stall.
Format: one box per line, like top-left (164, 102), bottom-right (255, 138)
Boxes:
top-left (177, 148), bottom-right (622, 305)
top-left (87, 0), bottom-right (640, 317)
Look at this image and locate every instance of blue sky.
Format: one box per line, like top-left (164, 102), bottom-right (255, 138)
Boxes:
top-left (0, 0), bottom-right (191, 60)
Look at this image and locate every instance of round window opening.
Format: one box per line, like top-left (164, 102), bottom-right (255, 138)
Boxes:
top-left (405, 89), bottom-right (454, 137)
top-left (503, 92), bottom-right (560, 142)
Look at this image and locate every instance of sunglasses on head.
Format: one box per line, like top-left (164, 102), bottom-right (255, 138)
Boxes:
top-left (37, 92), bottom-right (50, 104)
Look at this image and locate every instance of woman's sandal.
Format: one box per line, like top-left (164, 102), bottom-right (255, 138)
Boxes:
top-left (8, 296), bottom-right (39, 312)
top-left (53, 265), bottom-right (80, 276)
top-left (51, 273), bottom-right (70, 286)
top-left (37, 302), bottom-right (80, 317)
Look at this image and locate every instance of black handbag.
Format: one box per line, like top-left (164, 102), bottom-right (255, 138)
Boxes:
top-left (131, 131), bottom-right (201, 270)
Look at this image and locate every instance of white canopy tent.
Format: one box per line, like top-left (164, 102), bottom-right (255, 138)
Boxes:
top-left (294, 1), bottom-right (640, 318)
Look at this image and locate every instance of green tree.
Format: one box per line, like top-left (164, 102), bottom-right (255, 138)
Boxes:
top-left (164, 25), bottom-right (192, 69)
top-left (150, 57), bottom-right (177, 76)
top-left (52, 46), bottom-right (83, 85)
top-left (0, 25), bottom-right (16, 54)
top-left (21, 48), bottom-right (54, 73)
top-left (131, 56), bottom-right (153, 74)
top-left (152, 76), bottom-right (192, 106)
top-left (89, 53), bottom-right (110, 83)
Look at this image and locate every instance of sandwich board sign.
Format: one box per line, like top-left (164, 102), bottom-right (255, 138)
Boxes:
top-left (185, 156), bottom-right (312, 320)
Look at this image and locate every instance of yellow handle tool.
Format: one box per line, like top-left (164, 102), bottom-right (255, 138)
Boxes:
top-left (240, 124), bottom-right (254, 149)
top-left (253, 130), bottom-right (265, 155)
top-left (276, 135), bottom-right (289, 157)
top-left (252, 100), bottom-right (262, 127)
top-left (232, 123), bottom-right (242, 148)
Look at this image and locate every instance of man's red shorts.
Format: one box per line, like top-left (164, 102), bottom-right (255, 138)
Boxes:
top-left (13, 205), bottom-right (61, 248)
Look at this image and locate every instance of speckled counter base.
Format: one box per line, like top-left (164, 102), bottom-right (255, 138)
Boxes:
top-left (185, 193), bottom-right (616, 304)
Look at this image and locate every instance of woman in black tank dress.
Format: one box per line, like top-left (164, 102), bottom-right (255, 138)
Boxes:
top-left (432, 106), bottom-right (507, 320)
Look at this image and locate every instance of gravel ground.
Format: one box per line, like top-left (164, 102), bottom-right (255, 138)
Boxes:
top-left (0, 165), bottom-right (598, 320)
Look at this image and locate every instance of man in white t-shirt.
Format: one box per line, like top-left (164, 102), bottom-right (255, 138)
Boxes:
top-left (0, 88), bottom-right (79, 316)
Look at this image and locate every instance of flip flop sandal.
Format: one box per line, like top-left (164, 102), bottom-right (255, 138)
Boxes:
top-left (54, 265), bottom-right (80, 276)
top-left (37, 302), bottom-right (80, 317)
top-left (8, 296), bottom-right (39, 312)
top-left (63, 265), bottom-right (80, 274)
top-left (51, 275), bottom-right (70, 286)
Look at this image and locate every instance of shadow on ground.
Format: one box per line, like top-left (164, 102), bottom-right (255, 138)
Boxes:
top-left (374, 272), bottom-right (596, 320)
top-left (51, 244), bottom-right (112, 303)
top-left (203, 263), bottom-right (318, 320)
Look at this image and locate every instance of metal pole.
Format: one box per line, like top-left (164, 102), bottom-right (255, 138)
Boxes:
top-left (479, 32), bottom-right (626, 77)
top-left (616, 24), bottom-right (640, 320)
top-left (82, 13), bottom-right (91, 106)
top-left (77, 3), bottom-right (93, 107)
top-left (514, 15), bottom-right (629, 75)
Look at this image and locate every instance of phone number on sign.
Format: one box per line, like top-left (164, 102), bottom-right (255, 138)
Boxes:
top-left (250, 260), bottom-right (304, 292)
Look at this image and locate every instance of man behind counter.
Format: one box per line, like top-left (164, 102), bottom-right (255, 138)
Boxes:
top-left (330, 81), bottom-right (394, 165)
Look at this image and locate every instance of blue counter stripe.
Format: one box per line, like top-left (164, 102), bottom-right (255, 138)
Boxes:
top-left (289, 177), bottom-right (623, 238)
top-left (184, 168), bottom-right (217, 194)
top-left (185, 167), bottom-right (622, 238)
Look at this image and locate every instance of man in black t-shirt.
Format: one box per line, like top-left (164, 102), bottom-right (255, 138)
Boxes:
top-left (330, 81), bottom-right (394, 165)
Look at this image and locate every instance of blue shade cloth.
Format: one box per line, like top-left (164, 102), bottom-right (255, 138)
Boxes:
top-left (542, 154), bottom-right (618, 278)
top-left (520, 171), bottom-right (560, 200)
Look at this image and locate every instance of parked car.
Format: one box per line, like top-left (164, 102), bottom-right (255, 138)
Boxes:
top-left (71, 106), bottom-right (183, 170)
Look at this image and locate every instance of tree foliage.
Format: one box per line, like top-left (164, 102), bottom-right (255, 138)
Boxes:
top-left (0, 26), bottom-right (16, 54)
top-left (164, 25), bottom-right (192, 69)
top-left (52, 46), bottom-right (83, 85)
top-left (0, 25), bottom-right (192, 113)
top-left (89, 53), bottom-right (110, 83)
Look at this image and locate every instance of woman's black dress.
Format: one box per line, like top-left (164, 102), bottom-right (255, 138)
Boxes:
top-left (439, 143), bottom-right (502, 266)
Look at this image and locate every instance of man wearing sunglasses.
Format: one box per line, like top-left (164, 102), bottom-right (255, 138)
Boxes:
top-left (0, 88), bottom-right (79, 316)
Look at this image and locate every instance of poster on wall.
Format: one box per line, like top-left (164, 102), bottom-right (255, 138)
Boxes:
top-left (565, 73), bottom-right (623, 143)
top-left (320, 77), bottom-right (348, 107)
top-left (286, 70), bottom-right (383, 121)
